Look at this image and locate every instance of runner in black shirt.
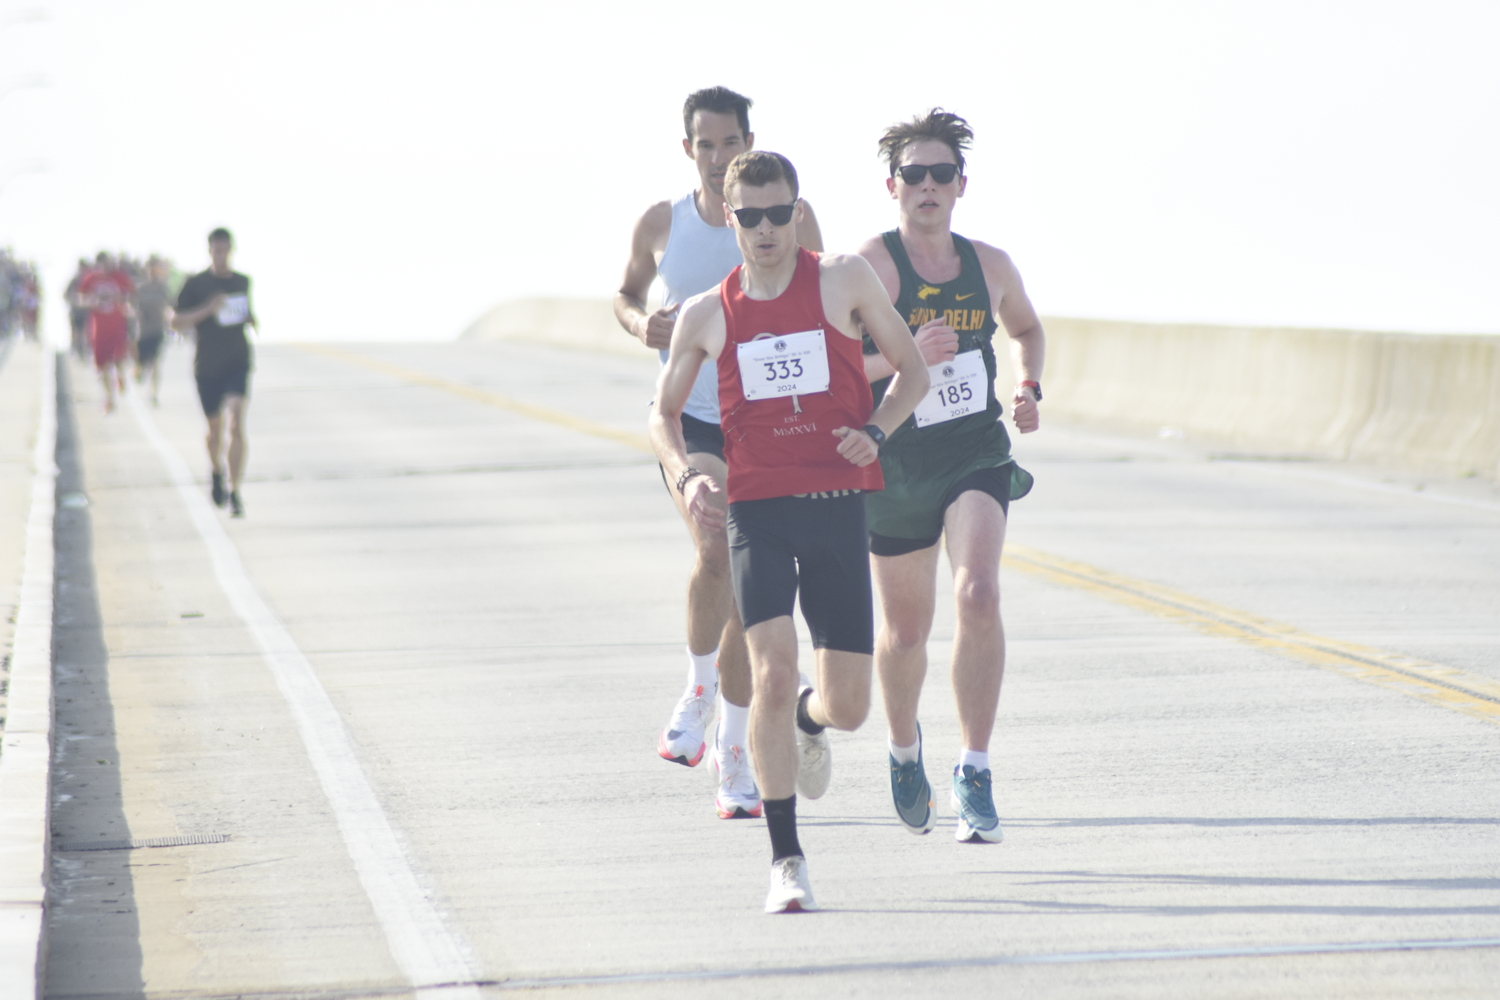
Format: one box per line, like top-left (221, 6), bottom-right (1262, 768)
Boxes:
top-left (173, 227), bottom-right (256, 517)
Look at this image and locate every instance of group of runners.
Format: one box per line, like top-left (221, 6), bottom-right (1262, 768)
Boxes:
top-left (620, 87), bottom-right (1046, 913)
top-left (65, 251), bottom-right (176, 410)
top-left (66, 231), bottom-right (258, 518)
top-left (0, 250), bottom-right (41, 342)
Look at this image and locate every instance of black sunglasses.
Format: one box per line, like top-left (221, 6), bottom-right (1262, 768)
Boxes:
top-left (731, 203), bottom-right (797, 228)
top-left (896, 163), bottom-right (960, 185)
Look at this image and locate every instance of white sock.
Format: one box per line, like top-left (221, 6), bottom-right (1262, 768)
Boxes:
top-left (890, 736), bottom-right (920, 765)
top-left (958, 749), bottom-right (990, 774)
top-left (687, 647), bottom-right (718, 691)
top-left (719, 698), bottom-right (750, 751)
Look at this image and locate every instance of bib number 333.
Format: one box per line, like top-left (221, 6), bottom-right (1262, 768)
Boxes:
top-left (737, 329), bottom-right (830, 401)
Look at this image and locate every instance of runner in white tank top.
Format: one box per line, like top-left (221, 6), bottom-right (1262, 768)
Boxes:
top-left (613, 87), bottom-right (824, 821)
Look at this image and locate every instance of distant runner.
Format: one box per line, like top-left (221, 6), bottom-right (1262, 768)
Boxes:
top-left (173, 228), bottom-right (256, 517)
top-left (78, 252), bottom-right (135, 413)
top-left (856, 109), bottom-right (1044, 843)
top-left (651, 150), bottom-right (928, 912)
top-left (133, 256), bottom-right (172, 406)
top-left (614, 87), bottom-right (823, 820)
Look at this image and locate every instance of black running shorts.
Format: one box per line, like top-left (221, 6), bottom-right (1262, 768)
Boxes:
top-left (681, 413), bottom-right (726, 461)
top-left (727, 491), bottom-right (873, 654)
top-left (868, 464), bottom-right (1013, 557)
top-left (196, 365), bottom-right (250, 417)
top-left (136, 330), bottom-right (165, 365)
top-left (657, 413), bottom-right (728, 496)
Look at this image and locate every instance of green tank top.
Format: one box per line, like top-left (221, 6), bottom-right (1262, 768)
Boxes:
top-left (863, 230), bottom-right (1004, 454)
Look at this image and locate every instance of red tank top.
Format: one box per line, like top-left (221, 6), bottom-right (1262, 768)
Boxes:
top-left (716, 249), bottom-right (882, 503)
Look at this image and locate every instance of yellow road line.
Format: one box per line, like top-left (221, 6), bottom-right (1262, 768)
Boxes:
top-left (1003, 545), bottom-right (1500, 726)
top-left (299, 343), bottom-right (654, 454)
top-left (303, 343), bottom-right (1499, 726)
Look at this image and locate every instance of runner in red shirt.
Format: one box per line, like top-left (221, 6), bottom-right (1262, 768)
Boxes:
top-left (79, 252), bottom-right (136, 412)
top-left (651, 151), bottom-right (929, 913)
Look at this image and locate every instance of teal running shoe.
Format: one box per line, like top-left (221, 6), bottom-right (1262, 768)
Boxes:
top-left (889, 726), bottom-right (935, 835)
top-left (950, 765), bottom-right (1005, 843)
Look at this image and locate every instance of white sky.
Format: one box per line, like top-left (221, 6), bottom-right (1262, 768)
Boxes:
top-left (2, 0), bottom-right (1498, 342)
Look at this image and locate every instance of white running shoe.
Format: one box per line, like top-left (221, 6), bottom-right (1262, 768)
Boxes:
top-left (657, 680), bottom-right (718, 767)
top-left (709, 736), bottom-right (762, 819)
top-left (795, 680), bottom-right (832, 799)
top-left (765, 855), bottom-right (818, 913)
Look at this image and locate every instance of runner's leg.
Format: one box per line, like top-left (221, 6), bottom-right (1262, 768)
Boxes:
top-left (206, 411), bottom-right (226, 474)
top-left (667, 451), bottom-right (747, 702)
top-left (871, 545), bottom-right (942, 748)
top-left (745, 615), bottom-right (799, 800)
top-left (224, 394), bottom-right (249, 492)
top-left (943, 490), bottom-right (1007, 753)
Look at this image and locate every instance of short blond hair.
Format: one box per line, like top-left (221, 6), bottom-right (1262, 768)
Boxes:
top-left (724, 151), bottom-right (799, 202)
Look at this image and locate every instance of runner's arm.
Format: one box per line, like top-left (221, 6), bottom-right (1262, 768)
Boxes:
top-left (854, 236), bottom-right (958, 382)
top-left (977, 243), bottom-right (1045, 433)
top-left (171, 297), bottom-right (221, 332)
top-left (613, 201), bottom-right (678, 351)
top-left (832, 257), bottom-right (929, 466)
top-left (649, 294), bottom-right (726, 528)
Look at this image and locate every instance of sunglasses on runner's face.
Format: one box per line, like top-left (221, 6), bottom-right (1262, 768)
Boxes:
top-left (896, 163), bottom-right (960, 185)
top-left (731, 203), bottom-right (797, 228)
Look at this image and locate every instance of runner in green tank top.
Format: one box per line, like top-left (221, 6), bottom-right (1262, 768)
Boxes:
top-left (856, 109), bottom-right (1046, 844)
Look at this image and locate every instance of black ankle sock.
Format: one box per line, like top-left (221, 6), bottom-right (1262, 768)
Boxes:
top-left (764, 795), bottom-right (803, 861)
top-left (795, 688), bottom-right (825, 735)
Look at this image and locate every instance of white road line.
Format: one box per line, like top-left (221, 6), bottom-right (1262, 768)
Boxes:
top-left (125, 392), bottom-right (481, 998)
top-left (0, 346), bottom-right (58, 1000)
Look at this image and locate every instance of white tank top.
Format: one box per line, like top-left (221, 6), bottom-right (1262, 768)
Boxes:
top-left (657, 191), bottom-right (743, 425)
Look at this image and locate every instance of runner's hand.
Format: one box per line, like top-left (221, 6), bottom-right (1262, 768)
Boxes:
top-left (637, 304), bottom-right (680, 351)
top-left (833, 426), bottom-right (880, 467)
top-left (684, 474), bottom-right (726, 530)
top-left (1012, 386), bottom-right (1040, 433)
top-left (913, 319), bottom-right (959, 365)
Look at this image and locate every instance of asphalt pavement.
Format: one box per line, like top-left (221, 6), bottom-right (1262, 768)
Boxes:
top-left (33, 339), bottom-right (1500, 999)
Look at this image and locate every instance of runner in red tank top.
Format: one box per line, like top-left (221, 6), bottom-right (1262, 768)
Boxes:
top-left (651, 151), bottom-right (930, 914)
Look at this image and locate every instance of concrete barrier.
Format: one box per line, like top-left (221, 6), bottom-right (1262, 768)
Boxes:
top-left (461, 299), bottom-right (1500, 481)
top-left (460, 297), bottom-right (644, 358)
top-left (1033, 318), bottom-right (1500, 480)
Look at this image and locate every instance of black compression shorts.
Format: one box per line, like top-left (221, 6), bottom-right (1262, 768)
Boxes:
top-left (196, 366), bottom-right (250, 417)
top-left (868, 464), bottom-right (1012, 557)
top-left (727, 491), bottom-right (873, 654)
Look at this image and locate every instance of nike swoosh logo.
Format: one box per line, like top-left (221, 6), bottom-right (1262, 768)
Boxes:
top-left (955, 293), bottom-right (976, 301)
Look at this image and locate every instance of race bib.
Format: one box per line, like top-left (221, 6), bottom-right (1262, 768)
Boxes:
top-left (913, 350), bottom-right (988, 427)
top-left (736, 329), bottom-right (830, 401)
top-left (216, 294), bottom-right (250, 325)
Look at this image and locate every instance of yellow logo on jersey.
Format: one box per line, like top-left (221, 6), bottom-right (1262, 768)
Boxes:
top-left (907, 307), bottom-right (989, 331)
top-left (917, 284), bottom-right (942, 300)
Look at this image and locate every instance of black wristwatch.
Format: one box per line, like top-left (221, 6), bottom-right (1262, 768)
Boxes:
top-left (861, 424), bottom-right (887, 449)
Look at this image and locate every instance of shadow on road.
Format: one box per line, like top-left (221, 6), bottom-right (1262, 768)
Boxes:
top-left (45, 357), bottom-right (145, 998)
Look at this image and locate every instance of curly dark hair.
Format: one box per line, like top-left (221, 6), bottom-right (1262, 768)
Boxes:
top-left (878, 108), bottom-right (973, 176)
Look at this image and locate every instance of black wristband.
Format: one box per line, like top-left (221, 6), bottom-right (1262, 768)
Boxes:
top-left (861, 424), bottom-right (887, 449)
top-left (675, 466), bottom-right (703, 494)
